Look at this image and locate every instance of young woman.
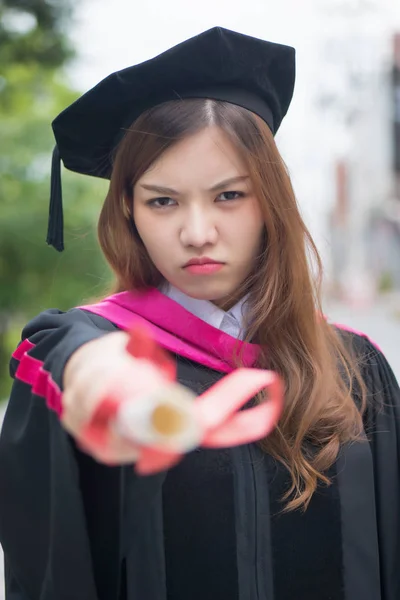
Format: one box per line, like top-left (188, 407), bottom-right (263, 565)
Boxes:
top-left (0, 27), bottom-right (399, 600)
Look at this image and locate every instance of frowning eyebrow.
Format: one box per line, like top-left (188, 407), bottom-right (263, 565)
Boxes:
top-left (139, 175), bottom-right (250, 196)
top-left (209, 175), bottom-right (250, 192)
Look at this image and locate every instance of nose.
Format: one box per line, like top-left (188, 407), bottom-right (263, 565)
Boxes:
top-left (179, 205), bottom-right (218, 248)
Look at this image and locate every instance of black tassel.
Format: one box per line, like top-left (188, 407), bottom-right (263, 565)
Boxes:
top-left (46, 145), bottom-right (64, 251)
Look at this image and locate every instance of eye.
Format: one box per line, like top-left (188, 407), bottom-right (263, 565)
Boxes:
top-left (217, 191), bottom-right (245, 202)
top-left (147, 197), bottom-right (177, 208)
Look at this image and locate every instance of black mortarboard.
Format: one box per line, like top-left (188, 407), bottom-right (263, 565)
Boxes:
top-left (47, 26), bottom-right (296, 250)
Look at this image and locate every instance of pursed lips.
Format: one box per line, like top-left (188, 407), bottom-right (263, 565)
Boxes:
top-left (182, 258), bottom-right (225, 275)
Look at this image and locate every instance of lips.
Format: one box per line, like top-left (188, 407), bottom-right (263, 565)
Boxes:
top-left (183, 257), bottom-right (224, 268)
top-left (183, 258), bottom-right (225, 275)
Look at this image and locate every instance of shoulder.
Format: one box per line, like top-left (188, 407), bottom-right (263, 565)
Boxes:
top-left (331, 321), bottom-right (383, 356)
top-left (22, 307), bottom-right (118, 339)
top-left (329, 321), bottom-right (399, 404)
top-left (11, 308), bottom-right (119, 384)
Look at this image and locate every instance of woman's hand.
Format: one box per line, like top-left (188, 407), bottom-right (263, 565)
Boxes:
top-left (61, 331), bottom-right (170, 465)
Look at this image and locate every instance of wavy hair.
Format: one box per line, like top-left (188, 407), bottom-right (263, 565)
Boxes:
top-left (98, 99), bottom-right (366, 511)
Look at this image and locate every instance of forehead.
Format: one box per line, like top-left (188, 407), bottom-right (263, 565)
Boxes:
top-left (139, 126), bottom-right (247, 184)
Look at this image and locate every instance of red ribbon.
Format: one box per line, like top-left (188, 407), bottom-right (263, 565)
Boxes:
top-left (81, 324), bottom-right (284, 474)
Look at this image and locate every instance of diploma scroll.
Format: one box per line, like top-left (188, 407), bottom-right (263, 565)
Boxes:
top-left (81, 324), bottom-right (284, 474)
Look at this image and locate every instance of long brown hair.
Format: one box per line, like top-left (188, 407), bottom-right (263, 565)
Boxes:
top-left (98, 99), bottom-right (366, 511)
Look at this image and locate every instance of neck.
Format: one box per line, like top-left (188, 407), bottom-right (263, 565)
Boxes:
top-left (212, 296), bottom-right (240, 311)
top-left (212, 285), bottom-right (251, 312)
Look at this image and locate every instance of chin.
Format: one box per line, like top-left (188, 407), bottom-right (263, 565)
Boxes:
top-left (176, 280), bottom-right (236, 303)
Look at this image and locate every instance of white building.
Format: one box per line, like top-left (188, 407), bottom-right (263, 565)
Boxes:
top-left (276, 0), bottom-right (400, 299)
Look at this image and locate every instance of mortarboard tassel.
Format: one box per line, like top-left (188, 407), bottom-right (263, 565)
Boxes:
top-left (46, 144), bottom-right (64, 251)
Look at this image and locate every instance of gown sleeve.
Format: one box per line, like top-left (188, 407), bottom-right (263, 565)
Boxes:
top-left (0, 308), bottom-right (164, 600)
top-left (358, 336), bottom-right (400, 600)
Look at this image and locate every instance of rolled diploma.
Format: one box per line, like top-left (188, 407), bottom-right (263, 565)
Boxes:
top-left (114, 383), bottom-right (203, 453)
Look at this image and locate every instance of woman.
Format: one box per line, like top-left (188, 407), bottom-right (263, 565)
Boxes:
top-left (0, 26), bottom-right (399, 600)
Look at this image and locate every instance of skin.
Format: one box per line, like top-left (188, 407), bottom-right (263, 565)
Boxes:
top-left (133, 126), bottom-right (265, 309)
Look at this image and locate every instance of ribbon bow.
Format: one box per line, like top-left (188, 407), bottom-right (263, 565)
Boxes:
top-left (81, 324), bottom-right (283, 474)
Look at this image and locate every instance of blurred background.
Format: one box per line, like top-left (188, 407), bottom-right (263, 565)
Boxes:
top-left (0, 0), bottom-right (399, 592)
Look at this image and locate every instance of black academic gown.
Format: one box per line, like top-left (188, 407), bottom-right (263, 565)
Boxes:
top-left (0, 307), bottom-right (399, 600)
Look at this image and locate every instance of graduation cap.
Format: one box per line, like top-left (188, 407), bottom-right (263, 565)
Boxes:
top-left (48, 26), bottom-right (296, 251)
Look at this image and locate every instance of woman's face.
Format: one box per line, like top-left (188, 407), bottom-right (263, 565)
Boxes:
top-left (133, 126), bottom-right (264, 307)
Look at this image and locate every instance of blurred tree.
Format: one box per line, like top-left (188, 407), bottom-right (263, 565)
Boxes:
top-left (0, 1), bottom-right (111, 397)
top-left (0, 0), bottom-right (73, 69)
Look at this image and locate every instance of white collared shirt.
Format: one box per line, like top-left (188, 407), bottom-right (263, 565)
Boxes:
top-left (162, 284), bottom-right (248, 340)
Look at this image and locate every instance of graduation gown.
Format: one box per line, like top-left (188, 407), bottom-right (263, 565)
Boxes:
top-left (0, 289), bottom-right (399, 600)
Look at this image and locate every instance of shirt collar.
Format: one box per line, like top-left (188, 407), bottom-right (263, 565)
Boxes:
top-left (161, 284), bottom-right (249, 340)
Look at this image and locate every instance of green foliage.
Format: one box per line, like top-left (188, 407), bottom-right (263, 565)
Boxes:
top-left (0, 64), bottom-right (112, 317)
top-left (0, 1), bottom-right (113, 397)
top-left (0, 0), bottom-right (73, 69)
top-left (377, 271), bottom-right (395, 294)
